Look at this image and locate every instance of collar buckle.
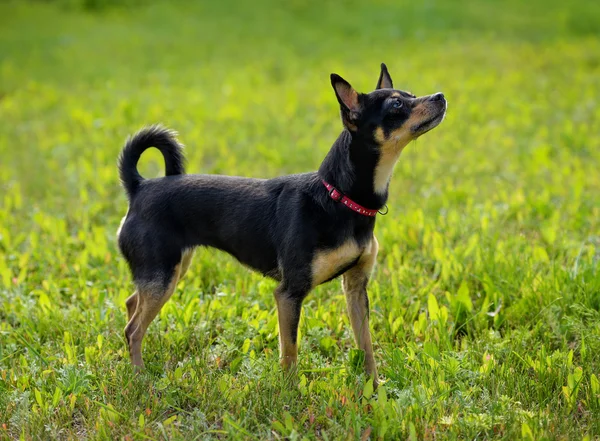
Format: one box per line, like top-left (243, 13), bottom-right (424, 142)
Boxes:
top-left (328, 187), bottom-right (344, 202)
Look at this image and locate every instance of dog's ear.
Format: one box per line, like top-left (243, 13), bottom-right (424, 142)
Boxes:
top-left (376, 63), bottom-right (393, 89)
top-left (331, 74), bottom-right (360, 112)
top-left (331, 74), bottom-right (361, 130)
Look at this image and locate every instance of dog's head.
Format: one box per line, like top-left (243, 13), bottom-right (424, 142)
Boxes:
top-left (330, 63), bottom-right (447, 193)
top-left (331, 63), bottom-right (446, 142)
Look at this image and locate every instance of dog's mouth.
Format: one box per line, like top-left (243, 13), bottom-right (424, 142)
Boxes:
top-left (411, 102), bottom-right (447, 136)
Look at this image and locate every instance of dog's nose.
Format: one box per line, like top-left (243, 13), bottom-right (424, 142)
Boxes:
top-left (431, 92), bottom-right (445, 102)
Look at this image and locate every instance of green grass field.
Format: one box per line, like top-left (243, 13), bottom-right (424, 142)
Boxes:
top-left (1, 0), bottom-right (600, 439)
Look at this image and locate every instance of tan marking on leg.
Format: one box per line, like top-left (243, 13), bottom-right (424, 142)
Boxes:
top-left (125, 291), bottom-right (138, 321)
top-left (116, 212), bottom-right (128, 238)
top-left (311, 240), bottom-right (361, 287)
top-left (125, 264), bottom-right (181, 370)
top-left (342, 236), bottom-right (379, 386)
top-left (275, 287), bottom-right (303, 370)
top-left (179, 248), bottom-right (195, 280)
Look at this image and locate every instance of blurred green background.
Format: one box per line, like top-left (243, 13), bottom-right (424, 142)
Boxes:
top-left (1, 0), bottom-right (599, 439)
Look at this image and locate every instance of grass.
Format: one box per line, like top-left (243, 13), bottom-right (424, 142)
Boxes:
top-left (1, 0), bottom-right (600, 439)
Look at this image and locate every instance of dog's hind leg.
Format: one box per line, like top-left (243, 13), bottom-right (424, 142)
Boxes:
top-left (179, 248), bottom-right (195, 281)
top-left (125, 291), bottom-right (138, 321)
top-left (342, 236), bottom-right (379, 386)
top-left (124, 264), bottom-right (182, 370)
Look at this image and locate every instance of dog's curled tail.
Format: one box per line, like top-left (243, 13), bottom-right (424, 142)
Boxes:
top-left (118, 125), bottom-right (185, 200)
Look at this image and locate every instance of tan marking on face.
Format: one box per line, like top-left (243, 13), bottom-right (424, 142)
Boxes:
top-left (311, 240), bottom-right (362, 287)
top-left (391, 92), bottom-right (401, 98)
top-left (344, 117), bottom-right (358, 132)
top-left (373, 102), bottom-right (433, 194)
top-left (407, 101), bottom-right (434, 126)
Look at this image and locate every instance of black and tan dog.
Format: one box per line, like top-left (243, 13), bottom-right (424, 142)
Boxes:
top-left (117, 64), bottom-right (446, 385)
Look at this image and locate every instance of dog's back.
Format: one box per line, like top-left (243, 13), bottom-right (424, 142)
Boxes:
top-left (117, 127), bottom-right (330, 283)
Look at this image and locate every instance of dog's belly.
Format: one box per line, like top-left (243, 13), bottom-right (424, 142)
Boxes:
top-left (311, 240), bottom-right (362, 287)
top-left (206, 238), bottom-right (281, 281)
top-left (236, 252), bottom-right (282, 281)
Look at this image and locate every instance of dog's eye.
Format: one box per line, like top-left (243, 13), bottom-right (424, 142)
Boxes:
top-left (392, 100), bottom-right (403, 109)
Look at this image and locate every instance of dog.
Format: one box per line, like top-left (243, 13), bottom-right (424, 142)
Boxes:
top-left (117, 63), bottom-right (446, 386)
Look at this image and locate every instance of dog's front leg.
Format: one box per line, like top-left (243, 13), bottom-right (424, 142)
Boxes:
top-left (342, 236), bottom-right (379, 386)
top-left (274, 284), bottom-right (307, 370)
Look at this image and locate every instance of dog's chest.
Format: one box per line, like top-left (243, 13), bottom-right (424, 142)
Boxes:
top-left (311, 240), bottom-right (362, 287)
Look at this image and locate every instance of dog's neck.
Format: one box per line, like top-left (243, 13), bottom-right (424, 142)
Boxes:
top-left (318, 129), bottom-right (388, 210)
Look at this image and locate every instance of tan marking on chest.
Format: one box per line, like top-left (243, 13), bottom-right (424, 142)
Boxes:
top-left (373, 127), bottom-right (411, 195)
top-left (311, 240), bottom-right (362, 287)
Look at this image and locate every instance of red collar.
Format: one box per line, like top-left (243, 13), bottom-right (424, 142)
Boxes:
top-left (322, 180), bottom-right (379, 217)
